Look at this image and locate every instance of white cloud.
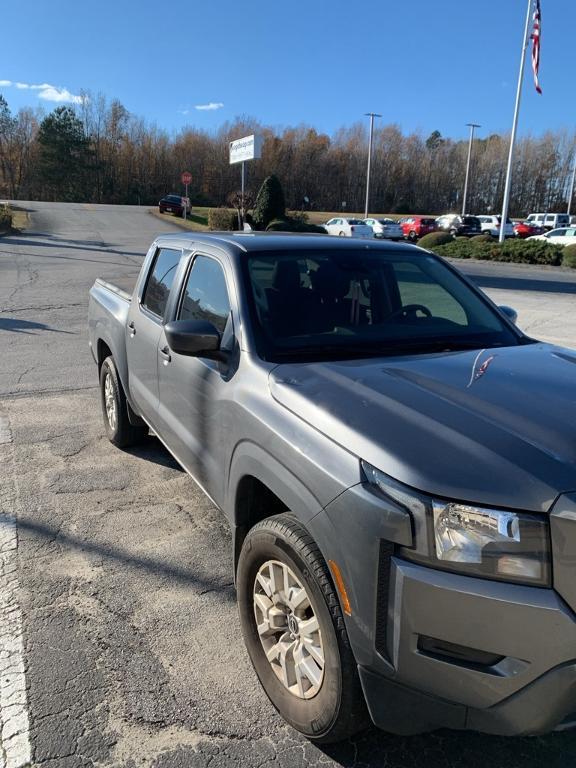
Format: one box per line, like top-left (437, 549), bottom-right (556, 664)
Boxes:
top-left (178, 108), bottom-right (190, 115)
top-left (2, 80), bottom-right (82, 103)
top-left (38, 86), bottom-right (83, 104)
top-left (195, 102), bottom-right (224, 111)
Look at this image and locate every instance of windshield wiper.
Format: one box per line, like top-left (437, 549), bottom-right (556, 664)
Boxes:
top-left (272, 339), bottom-right (505, 360)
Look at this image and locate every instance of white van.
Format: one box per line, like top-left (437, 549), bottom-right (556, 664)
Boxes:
top-left (526, 212), bottom-right (571, 230)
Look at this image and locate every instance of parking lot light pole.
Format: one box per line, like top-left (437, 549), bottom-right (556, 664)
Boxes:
top-left (568, 155), bottom-right (576, 217)
top-left (364, 112), bottom-right (382, 218)
top-left (462, 123), bottom-right (481, 216)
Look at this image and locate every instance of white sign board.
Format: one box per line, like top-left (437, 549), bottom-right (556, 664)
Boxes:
top-left (229, 134), bottom-right (263, 165)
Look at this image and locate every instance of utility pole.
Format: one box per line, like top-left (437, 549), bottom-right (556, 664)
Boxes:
top-left (364, 112), bottom-right (381, 218)
top-left (568, 154), bottom-right (576, 217)
top-left (499, 0), bottom-right (533, 243)
top-left (462, 123), bottom-right (481, 216)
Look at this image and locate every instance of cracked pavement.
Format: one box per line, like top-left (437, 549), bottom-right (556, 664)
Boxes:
top-left (1, 202), bottom-right (576, 767)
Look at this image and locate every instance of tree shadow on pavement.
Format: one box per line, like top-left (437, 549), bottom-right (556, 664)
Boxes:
top-left (467, 272), bottom-right (576, 294)
top-left (0, 318), bottom-right (74, 334)
top-left (0, 233), bottom-right (144, 258)
top-left (2, 512), bottom-right (235, 601)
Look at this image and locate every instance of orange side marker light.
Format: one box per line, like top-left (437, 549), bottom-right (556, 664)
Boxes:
top-left (328, 560), bottom-right (352, 616)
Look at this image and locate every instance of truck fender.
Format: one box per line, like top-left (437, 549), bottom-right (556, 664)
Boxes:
top-left (227, 440), bottom-right (323, 526)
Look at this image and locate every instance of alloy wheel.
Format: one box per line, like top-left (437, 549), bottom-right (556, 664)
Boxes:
top-left (253, 559), bottom-right (324, 699)
top-left (104, 372), bottom-right (117, 431)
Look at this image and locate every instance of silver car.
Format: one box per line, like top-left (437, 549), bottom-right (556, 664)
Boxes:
top-left (364, 217), bottom-right (403, 241)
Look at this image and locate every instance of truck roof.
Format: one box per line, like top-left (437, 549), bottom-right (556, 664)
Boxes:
top-left (153, 231), bottom-right (423, 256)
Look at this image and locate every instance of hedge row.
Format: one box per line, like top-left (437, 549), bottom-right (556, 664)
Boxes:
top-left (428, 237), bottom-right (565, 266)
top-left (0, 205), bottom-right (12, 233)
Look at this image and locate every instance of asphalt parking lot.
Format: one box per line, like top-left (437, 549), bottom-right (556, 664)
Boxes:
top-left (2, 202), bottom-right (576, 768)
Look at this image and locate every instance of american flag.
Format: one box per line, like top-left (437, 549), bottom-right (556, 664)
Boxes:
top-left (531, 0), bottom-right (542, 94)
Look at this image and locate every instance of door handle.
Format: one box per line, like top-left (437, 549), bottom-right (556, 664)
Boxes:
top-left (159, 346), bottom-right (172, 364)
top-left (127, 321), bottom-right (136, 337)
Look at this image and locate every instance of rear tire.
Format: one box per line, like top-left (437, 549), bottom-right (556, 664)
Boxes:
top-left (408, 231), bottom-right (418, 242)
top-left (99, 356), bottom-right (147, 449)
top-left (237, 514), bottom-right (369, 743)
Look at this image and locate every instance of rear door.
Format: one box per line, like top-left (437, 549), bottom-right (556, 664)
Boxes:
top-left (156, 251), bottom-right (235, 506)
top-left (126, 246), bottom-right (182, 424)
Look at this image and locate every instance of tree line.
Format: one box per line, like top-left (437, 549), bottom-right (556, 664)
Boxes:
top-left (0, 91), bottom-right (574, 217)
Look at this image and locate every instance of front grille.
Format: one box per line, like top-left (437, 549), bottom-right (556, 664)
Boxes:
top-left (374, 540), bottom-right (394, 660)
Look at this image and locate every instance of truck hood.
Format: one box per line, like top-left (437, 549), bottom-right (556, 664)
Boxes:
top-left (269, 343), bottom-right (576, 513)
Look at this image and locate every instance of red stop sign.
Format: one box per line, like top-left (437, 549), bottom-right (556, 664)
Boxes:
top-left (181, 171), bottom-right (192, 185)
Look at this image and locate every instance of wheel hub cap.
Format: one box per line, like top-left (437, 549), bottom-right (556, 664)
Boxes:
top-left (104, 373), bottom-right (117, 431)
top-left (253, 560), bottom-right (324, 699)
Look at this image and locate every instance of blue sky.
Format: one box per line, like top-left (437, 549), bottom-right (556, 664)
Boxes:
top-left (1, 0), bottom-right (574, 141)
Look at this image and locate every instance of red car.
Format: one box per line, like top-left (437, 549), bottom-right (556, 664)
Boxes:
top-left (514, 221), bottom-right (545, 239)
top-left (400, 216), bottom-right (437, 241)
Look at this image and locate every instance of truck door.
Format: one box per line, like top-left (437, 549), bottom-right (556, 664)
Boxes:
top-left (126, 246), bottom-right (182, 425)
top-left (156, 252), bottom-right (234, 507)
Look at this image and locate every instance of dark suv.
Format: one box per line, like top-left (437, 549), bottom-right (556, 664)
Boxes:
top-left (436, 214), bottom-right (482, 237)
top-left (159, 195), bottom-right (187, 216)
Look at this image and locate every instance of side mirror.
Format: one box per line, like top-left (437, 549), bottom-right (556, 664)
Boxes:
top-left (498, 305), bottom-right (518, 324)
top-left (164, 319), bottom-right (224, 359)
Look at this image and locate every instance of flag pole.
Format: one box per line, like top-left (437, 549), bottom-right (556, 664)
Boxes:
top-left (499, 0), bottom-right (534, 243)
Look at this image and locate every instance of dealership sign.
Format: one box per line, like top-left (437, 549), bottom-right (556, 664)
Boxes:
top-left (229, 134), bottom-right (263, 165)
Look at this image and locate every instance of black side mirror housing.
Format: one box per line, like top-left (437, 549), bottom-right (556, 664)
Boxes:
top-left (164, 319), bottom-right (225, 360)
top-left (498, 305), bottom-right (518, 324)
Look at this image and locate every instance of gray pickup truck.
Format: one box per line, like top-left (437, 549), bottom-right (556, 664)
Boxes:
top-left (89, 232), bottom-right (576, 742)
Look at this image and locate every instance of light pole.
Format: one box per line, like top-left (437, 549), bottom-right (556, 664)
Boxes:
top-left (364, 112), bottom-right (381, 218)
top-left (462, 123), bottom-right (481, 216)
top-left (568, 153), bottom-right (576, 217)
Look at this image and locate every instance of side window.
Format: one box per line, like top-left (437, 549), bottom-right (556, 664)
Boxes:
top-left (141, 248), bottom-right (181, 317)
top-left (178, 255), bottom-right (231, 334)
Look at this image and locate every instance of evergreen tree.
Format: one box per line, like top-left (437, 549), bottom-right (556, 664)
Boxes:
top-left (252, 174), bottom-right (286, 229)
top-left (37, 106), bottom-right (90, 201)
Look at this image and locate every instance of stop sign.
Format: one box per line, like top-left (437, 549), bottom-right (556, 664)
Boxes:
top-left (181, 171), bottom-right (192, 185)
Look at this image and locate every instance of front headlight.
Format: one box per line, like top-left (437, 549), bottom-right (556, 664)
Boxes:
top-left (361, 461), bottom-right (551, 587)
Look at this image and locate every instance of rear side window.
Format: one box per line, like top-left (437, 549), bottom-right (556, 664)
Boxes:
top-left (141, 247), bottom-right (181, 317)
top-left (178, 255), bottom-right (231, 334)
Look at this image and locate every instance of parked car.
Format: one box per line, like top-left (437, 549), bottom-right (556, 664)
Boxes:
top-left (400, 216), bottom-right (436, 241)
top-left (526, 212), bottom-right (571, 231)
top-left (514, 221), bottom-right (545, 238)
top-left (476, 215), bottom-right (514, 238)
top-left (159, 195), bottom-right (189, 216)
top-left (364, 218), bottom-right (403, 241)
top-left (89, 231), bottom-right (576, 742)
top-left (435, 214), bottom-right (482, 237)
top-left (527, 226), bottom-right (576, 245)
top-left (323, 218), bottom-right (373, 238)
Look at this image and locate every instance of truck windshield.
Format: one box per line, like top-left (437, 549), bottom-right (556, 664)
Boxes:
top-left (245, 249), bottom-right (523, 362)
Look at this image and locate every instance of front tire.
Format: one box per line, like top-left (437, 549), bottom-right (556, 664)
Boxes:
top-left (99, 356), bottom-right (147, 448)
top-left (237, 514), bottom-right (368, 743)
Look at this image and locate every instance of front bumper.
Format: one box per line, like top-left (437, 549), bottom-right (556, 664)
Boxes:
top-left (314, 486), bottom-right (576, 736)
top-left (363, 557), bottom-right (576, 735)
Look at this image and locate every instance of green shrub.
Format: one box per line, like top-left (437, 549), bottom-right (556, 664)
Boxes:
top-left (470, 233), bottom-right (492, 242)
top-left (562, 244), bottom-right (576, 268)
top-left (208, 207), bottom-right (237, 231)
top-left (432, 238), bottom-right (563, 266)
top-left (417, 231), bottom-right (453, 248)
top-left (266, 217), bottom-right (325, 234)
top-left (253, 174), bottom-right (286, 229)
top-left (0, 205), bottom-right (12, 232)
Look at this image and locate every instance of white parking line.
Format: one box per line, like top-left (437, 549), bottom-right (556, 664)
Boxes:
top-left (0, 412), bottom-right (31, 768)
